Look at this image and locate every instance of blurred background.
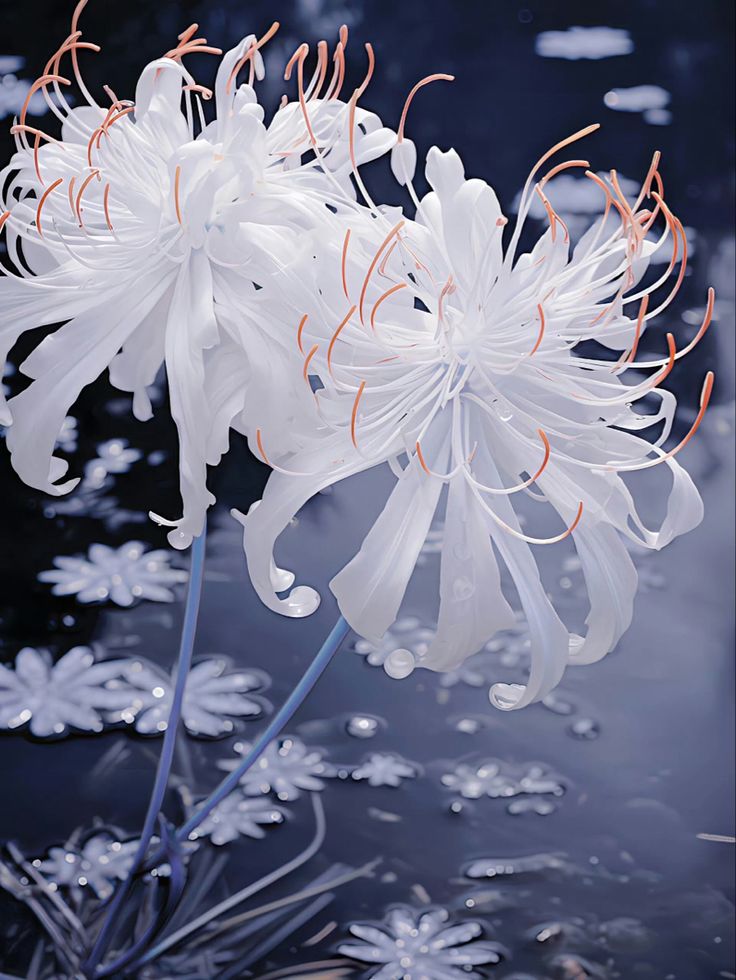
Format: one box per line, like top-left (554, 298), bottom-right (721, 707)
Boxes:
top-left (0, 1), bottom-right (734, 977)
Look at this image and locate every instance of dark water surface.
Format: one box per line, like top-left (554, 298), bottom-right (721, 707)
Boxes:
top-left (0, 1), bottom-right (734, 977)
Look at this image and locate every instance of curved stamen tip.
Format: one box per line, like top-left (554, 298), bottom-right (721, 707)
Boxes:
top-left (302, 343), bottom-right (319, 383)
top-left (296, 313), bottom-right (308, 355)
top-left (174, 165), bottom-right (183, 225)
top-left (397, 73), bottom-right (454, 143)
top-left (351, 380), bottom-right (366, 448)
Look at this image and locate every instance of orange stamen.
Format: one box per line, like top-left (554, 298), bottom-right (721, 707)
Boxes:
top-left (351, 380), bottom-right (366, 448)
top-left (341, 228), bottom-right (351, 299)
top-left (226, 21), bottom-right (280, 94)
top-left (302, 343), bottom-right (319, 382)
top-left (527, 124), bottom-right (600, 187)
top-left (415, 441), bottom-right (432, 476)
top-left (370, 282), bottom-right (407, 330)
top-left (20, 74), bottom-right (70, 129)
top-left (397, 73), bottom-right (454, 142)
top-left (353, 43), bottom-right (375, 101)
top-left (613, 372), bottom-right (714, 473)
top-left (359, 220), bottom-right (405, 323)
top-left (35, 177), bottom-right (63, 238)
top-left (0, 211), bottom-right (10, 233)
top-left (529, 304), bottom-right (546, 356)
top-left (74, 169), bottom-right (99, 224)
top-left (327, 305), bottom-right (357, 373)
top-left (621, 294), bottom-right (649, 367)
top-left (174, 165), bottom-right (183, 225)
top-left (539, 158), bottom-right (590, 186)
top-left (296, 313), bottom-right (308, 355)
top-left (103, 183), bottom-right (113, 230)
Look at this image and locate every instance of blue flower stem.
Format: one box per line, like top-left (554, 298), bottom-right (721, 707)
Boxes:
top-left (83, 524), bottom-right (207, 977)
top-left (172, 614), bottom-right (350, 846)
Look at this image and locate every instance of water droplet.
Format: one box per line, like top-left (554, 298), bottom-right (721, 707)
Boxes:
top-left (455, 717), bottom-right (482, 734)
top-left (384, 647), bottom-right (416, 680)
top-left (568, 717), bottom-right (600, 740)
top-left (345, 714), bottom-right (380, 739)
top-left (453, 576), bottom-right (475, 600)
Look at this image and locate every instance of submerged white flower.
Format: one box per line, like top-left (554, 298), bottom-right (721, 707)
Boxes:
top-left (38, 540), bottom-right (188, 605)
top-left (338, 905), bottom-right (504, 979)
top-left (114, 657), bottom-right (266, 736)
top-left (217, 734), bottom-right (336, 800)
top-left (189, 791), bottom-right (286, 845)
top-left (34, 832), bottom-right (185, 898)
top-left (239, 127), bottom-right (714, 709)
top-left (82, 437), bottom-right (142, 489)
top-left (0, 646), bottom-right (131, 737)
top-left (0, 8), bottom-right (395, 549)
top-left (351, 752), bottom-right (417, 787)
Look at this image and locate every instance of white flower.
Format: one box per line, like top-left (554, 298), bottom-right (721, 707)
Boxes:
top-left (38, 540), bottom-right (187, 605)
top-left (0, 12), bottom-right (395, 550)
top-left (441, 759), bottom-right (565, 805)
top-left (338, 905), bottom-right (504, 979)
top-left (34, 832), bottom-right (187, 898)
top-left (113, 657), bottom-right (266, 736)
top-left (217, 735), bottom-right (336, 800)
top-left (0, 646), bottom-right (132, 737)
top-left (239, 130), bottom-right (713, 710)
top-left (189, 791), bottom-right (285, 845)
top-left (82, 437), bottom-right (142, 489)
top-left (352, 753), bottom-right (417, 787)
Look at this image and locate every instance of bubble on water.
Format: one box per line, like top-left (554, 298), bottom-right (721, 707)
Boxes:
top-left (383, 648), bottom-right (415, 680)
top-left (455, 717), bottom-right (482, 734)
top-left (568, 717), bottom-right (600, 740)
top-left (465, 852), bottom-right (569, 879)
top-left (507, 797), bottom-right (557, 816)
top-left (541, 691), bottom-right (576, 716)
top-left (345, 714), bottom-right (381, 739)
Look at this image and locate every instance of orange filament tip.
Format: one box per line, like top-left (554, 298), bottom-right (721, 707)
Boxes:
top-left (328, 305), bottom-right (356, 372)
top-left (351, 380), bottom-right (366, 448)
top-left (302, 343), bottom-right (319, 382)
top-left (36, 177), bottom-right (63, 237)
top-left (529, 304), bottom-right (546, 356)
top-left (0, 211), bottom-right (10, 233)
top-left (529, 124), bottom-right (600, 185)
top-left (284, 43), bottom-right (308, 82)
top-left (74, 169), bottom-right (99, 223)
top-left (341, 228), bottom-right (351, 299)
top-left (371, 282), bottom-right (407, 330)
top-left (359, 220), bottom-right (405, 323)
top-left (415, 441), bottom-right (432, 476)
top-left (103, 183), bottom-right (113, 231)
top-left (539, 159), bottom-right (590, 186)
top-left (397, 73), bottom-right (454, 142)
top-left (296, 313), bottom-right (309, 354)
top-left (174, 165), bottom-right (183, 225)
top-left (532, 429), bottom-right (551, 481)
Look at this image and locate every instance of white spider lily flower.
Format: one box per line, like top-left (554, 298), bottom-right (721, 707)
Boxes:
top-left (238, 130), bottom-right (714, 709)
top-left (0, 9), bottom-right (395, 550)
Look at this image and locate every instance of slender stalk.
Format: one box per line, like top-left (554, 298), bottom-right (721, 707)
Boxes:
top-left (134, 794), bottom-right (326, 968)
top-left (83, 525), bottom-right (207, 977)
top-left (172, 615), bottom-right (350, 844)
